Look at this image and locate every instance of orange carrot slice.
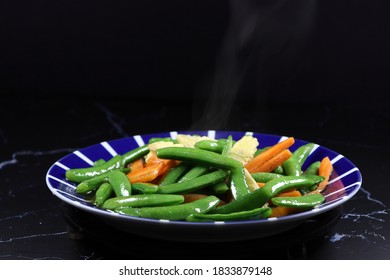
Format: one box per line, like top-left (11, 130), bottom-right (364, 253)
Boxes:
top-left (251, 149), bottom-right (292, 173)
top-left (256, 182), bottom-right (266, 188)
top-left (128, 158), bottom-right (144, 172)
top-left (277, 190), bottom-right (301, 197)
top-left (317, 156), bottom-right (333, 192)
top-left (127, 161), bottom-right (164, 183)
top-left (245, 137), bottom-right (295, 173)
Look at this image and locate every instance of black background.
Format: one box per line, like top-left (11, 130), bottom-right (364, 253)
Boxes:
top-left (1, 0), bottom-right (389, 102)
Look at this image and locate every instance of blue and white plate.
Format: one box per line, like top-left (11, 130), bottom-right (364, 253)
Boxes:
top-left (46, 130), bottom-right (362, 242)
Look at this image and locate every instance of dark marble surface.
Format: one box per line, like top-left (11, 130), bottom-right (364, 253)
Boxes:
top-left (1, 95), bottom-right (389, 260)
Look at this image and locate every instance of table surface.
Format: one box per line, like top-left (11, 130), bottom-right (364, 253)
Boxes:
top-left (1, 95), bottom-right (389, 260)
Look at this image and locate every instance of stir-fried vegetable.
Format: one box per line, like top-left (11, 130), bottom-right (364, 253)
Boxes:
top-left (65, 134), bottom-right (333, 222)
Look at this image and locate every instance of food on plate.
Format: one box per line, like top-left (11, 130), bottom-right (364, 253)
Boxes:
top-left (65, 134), bottom-right (333, 221)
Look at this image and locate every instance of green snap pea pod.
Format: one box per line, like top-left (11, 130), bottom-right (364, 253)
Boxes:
top-left (157, 170), bottom-right (229, 194)
top-left (211, 175), bottom-right (324, 214)
top-left (209, 181), bottom-right (229, 194)
top-left (131, 182), bottom-right (159, 194)
top-left (121, 145), bottom-right (150, 167)
top-left (93, 159), bottom-right (106, 167)
top-left (251, 172), bottom-right (284, 183)
top-left (221, 135), bottom-right (233, 157)
top-left (159, 162), bottom-right (192, 186)
top-left (102, 194), bottom-right (184, 210)
top-left (186, 207), bottom-right (272, 222)
top-left (293, 143), bottom-right (315, 168)
top-left (66, 154), bottom-right (123, 183)
top-left (75, 171), bottom-right (112, 194)
top-left (108, 170), bottom-right (132, 197)
top-left (271, 194), bottom-right (325, 208)
top-left (156, 147), bottom-right (242, 170)
top-left (300, 161), bottom-right (321, 194)
top-left (303, 161), bottom-right (320, 176)
top-left (115, 195), bottom-right (220, 220)
top-left (220, 135), bottom-right (250, 199)
top-left (272, 165), bottom-right (285, 175)
top-left (178, 165), bottom-right (210, 182)
top-left (282, 143), bottom-right (316, 176)
top-left (282, 156), bottom-right (301, 176)
top-left (94, 182), bottom-right (114, 207)
top-left (194, 139), bottom-right (233, 154)
top-left (195, 140), bottom-right (224, 153)
top-left (230, 167), bottom-right (250, 199)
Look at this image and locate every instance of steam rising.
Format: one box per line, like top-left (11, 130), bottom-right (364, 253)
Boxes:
top-left (192, 0), bottom-right (317, 130)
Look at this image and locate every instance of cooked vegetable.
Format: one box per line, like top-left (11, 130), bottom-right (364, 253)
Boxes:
top-left (158, 162), bottom-right (191, 186)
top-left (244, 137), bottom-right (295, 173)
top-left (251, 172), bottom-right (284, 183)
top-left (156, 170), bottom-right (229, 194)
top-left (178, 165), bottom-right (210, 182)
top-left (115, 195), bottom-right (220, 220)
top-left (94, 182), bottom-right (114, 206)
top-left (131, 182), bottom-right (159, 194)
top-left (65, 133), bottom-right (332, 222)
top-left (210, 175), bottom-right (324, 214)
top-left (283, 142), bottom-right (315, 176)
top-left (186, 207), bottom-right (272, 222)
top-left (271, 193), bottom-right (325, 208)
top-left (66, 154), bottom-right (123, 183)
top-left (102, 194), bottom-right (184, 210)
top-left (156, 147), bottom-right (242, 170)
top-left (317, 156), bottom-right (333, 192)
top-left (256, 149), bottom-right (292, 173)
top-left (108, 170), bottom-right (132, 197)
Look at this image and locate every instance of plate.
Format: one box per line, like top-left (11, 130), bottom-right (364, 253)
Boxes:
top-left (46, 130), bottom-right (362, 242)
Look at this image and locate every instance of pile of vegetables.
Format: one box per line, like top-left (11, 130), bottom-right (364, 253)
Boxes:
top-left (65, 134), bottom-right (333, 222)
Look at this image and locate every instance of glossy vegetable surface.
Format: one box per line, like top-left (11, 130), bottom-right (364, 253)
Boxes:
top-left (115, 195), bottom-right (220, 220)
top-left (64, 133), bottom-right (332, 222)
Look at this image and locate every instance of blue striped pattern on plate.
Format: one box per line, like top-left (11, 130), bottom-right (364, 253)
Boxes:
top-left (45, 130), bottom-right (362, 241)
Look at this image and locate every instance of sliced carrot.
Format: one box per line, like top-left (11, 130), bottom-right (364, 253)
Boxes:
top-left (128, 158), bottom-right (144, 172)
top-left (317, 156), bottom-right (333, 192)
top-left (277, 190), bottom-right (301, 197)
top-left (251, 149), bottom-right (292, 173)
top-left (127, 161), bottom-right (164, 183)
top-left (127, 150), bottom-right (180, 184)
top-left (158, 159), bottom-right (178, 176)
top-left (147, 150), bottom-right (179, 167)
top-left (145, 151), bottom-right (161, 165)
top-left (245, 137), bottom-right (295, 173)
top-left (256, 182), bottom-right (266, 188)
top-left (125, 150), bottom-right (178, 184)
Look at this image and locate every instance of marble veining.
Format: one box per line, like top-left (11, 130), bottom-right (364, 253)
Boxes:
top-left (342, 209), bottom-right (388, 223)
top-left (0, 254), bottom-right (65, 260)
top-left (0, 148), bottom-right (75, 170)
top-left (0, 231), bottom-right (68, 244)
top-left (327, 186), bottom-right (388, 247)
top-left (359, 187), bottom-right (387, 208)
top-left (0, 206), bottom-right (61, 222)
